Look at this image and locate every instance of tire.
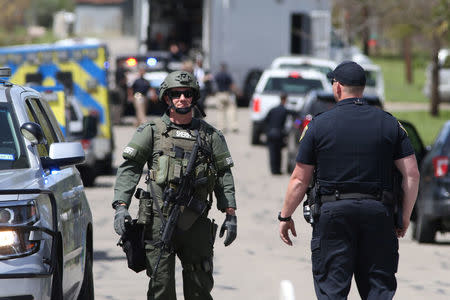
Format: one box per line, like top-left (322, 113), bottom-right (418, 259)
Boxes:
top-left (79, 167), bottom-right (96, 187)
top-left (415, 211), bottom-right (436, 243)
top-left (51, 251), bottom-right (63, 300)
top-left (77, 248), bottom-right (94, 300)
top-left (251, 124), bottom-right (261, 145)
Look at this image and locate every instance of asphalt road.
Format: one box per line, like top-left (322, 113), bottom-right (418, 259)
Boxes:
top-left (87, 106), bottom-right (450, 300)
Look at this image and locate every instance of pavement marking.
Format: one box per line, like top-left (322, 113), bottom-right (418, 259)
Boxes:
top-left (279, 280), bottom-right (295, 300)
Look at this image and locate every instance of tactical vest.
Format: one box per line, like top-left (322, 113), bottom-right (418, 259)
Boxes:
top-left (144, 118), bottom-right (216, 229)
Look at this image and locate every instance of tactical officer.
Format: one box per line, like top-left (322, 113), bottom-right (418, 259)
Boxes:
top-left (113, 70), bottom-right (237, 300)
top-left (278, 61), bottom-right (420, 299)
top-left (265, 93), bottom-right (288, 175)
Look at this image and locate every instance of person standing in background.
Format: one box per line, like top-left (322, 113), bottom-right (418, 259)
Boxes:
top-left (128, 65), bottom-right (151, 126)
top-left (265, 93), bottom-right (288, 175)
top-left (214, 63), bottom-right (238, 133)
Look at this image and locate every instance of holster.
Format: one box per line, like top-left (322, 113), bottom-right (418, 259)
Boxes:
top-left (135, 188), bottom-right (153, 225)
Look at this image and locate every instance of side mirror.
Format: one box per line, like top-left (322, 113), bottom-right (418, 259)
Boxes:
top-left (20, 122), bottom-right (45, 145)
top-left (83, 114), bottom-right (98, 139)
top-left (41, 142), bottom-right (85, 169)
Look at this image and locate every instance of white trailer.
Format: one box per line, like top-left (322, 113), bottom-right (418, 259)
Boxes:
top-left (137, 0), bottom-right (332, 92)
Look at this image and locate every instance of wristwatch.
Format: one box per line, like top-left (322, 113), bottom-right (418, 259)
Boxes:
top-left (278, 212), bottom-right (292, 222)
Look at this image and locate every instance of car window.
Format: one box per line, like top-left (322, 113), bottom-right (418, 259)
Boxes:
top-left (263, 77), bottom-right (323, 94)
top-left (435, 122), bottom-right (450, 155)
top-left (0, 103), bottom-right (30, 170)
top-left (308, 98), bottom-right (335, 115)
top-left (400, 121), bottom-right (426, 164)
top-left (365, 71), bottom-right (377, 87)
top-left (25, 98), bottom-right (61, 157)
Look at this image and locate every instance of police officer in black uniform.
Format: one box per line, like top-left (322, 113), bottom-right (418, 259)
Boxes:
top-left (278, 61), bottom-right (420, 300)
top-left (265, 93), bottom-right (288, 174)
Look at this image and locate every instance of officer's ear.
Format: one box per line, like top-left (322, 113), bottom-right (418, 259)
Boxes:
top-left (164, 94), bottom-right (171, 106)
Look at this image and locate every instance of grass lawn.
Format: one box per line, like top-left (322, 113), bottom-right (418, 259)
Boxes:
top-left (372, 57), bottom-right (428, 103)
top-left (392, 110), bottom-right (450, 146)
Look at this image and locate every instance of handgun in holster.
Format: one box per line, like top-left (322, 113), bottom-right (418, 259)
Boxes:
top-left (303, 177), bottom-right (321, 224)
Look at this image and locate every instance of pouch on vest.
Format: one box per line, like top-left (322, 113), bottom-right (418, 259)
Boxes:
top-left (155, 155), bottom-right (169, 184)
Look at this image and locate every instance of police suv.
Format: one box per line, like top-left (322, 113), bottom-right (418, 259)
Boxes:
top-left (0, 68), bottom-right (94, 299)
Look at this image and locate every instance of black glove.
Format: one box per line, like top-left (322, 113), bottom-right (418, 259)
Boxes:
top-left (114, 205), bottom-right (132, 236)
top-left (219, 214), bottom-right (237, 246)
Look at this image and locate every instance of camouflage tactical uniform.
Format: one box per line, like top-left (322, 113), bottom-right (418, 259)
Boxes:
top-left (113, 112), bottom-right (236, 300)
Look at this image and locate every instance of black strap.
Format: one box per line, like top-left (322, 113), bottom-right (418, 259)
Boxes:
top-left (321, 192), bottom-right (379, 203)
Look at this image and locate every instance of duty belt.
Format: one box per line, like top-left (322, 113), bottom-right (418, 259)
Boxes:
top-left (321, 192), bottom-right (384, 203)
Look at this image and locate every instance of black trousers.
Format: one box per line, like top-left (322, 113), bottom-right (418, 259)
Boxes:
top-left (267, 137), bottom-right (283, 174)
top-left (311, 199), bottom-right (399, 300)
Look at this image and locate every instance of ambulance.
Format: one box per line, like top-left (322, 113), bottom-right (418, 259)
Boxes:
top-left (0, 38), bottom-right (114, 174)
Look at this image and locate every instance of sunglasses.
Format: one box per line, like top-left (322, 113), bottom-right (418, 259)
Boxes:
top-left (168, 90), bottom-right (194, 99)
top-left (330, 78), bottom-right (337, 85)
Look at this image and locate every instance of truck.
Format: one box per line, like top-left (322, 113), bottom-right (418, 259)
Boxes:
top-left (135, 0), bottom-right (332, 93)
top-left (0, 38), bottom-right (114, 175)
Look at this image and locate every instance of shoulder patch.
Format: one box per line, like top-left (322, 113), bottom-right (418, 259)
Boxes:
top-left (123, 146), bottom-right (137, 157)
top-left (398, 121), bottom-right (408, 136)
top-left (299, 125), bottom-right (309, 142)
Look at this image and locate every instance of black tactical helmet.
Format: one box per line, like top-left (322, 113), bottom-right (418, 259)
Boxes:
top-left (159, 70), bottom-right (200, 104)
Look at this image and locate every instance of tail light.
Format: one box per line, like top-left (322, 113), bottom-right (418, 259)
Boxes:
top-left (80, 139), bottom-right (92, 150)
top-left (252, 98), bottom-right (260, 112)
top-left (432, 156), bottom-right (448, 178)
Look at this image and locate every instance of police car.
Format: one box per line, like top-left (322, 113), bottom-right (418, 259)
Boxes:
top-left (249, 68), bottom-right (331, 145)
top-left (0, 68), bottom-right (94, 299)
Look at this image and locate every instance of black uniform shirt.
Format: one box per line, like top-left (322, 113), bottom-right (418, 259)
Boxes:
top-left (131, 77), bottom-right (151, 95)
top-left (265, 104), bottom-right (288, 139)
top-left (215, 71), bottom-right (233, 92)
top-left (296, 98), bottom-right (414, 195)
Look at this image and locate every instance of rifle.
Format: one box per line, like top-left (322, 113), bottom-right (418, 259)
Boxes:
top-left (150, 130), bottom-right (202, 285)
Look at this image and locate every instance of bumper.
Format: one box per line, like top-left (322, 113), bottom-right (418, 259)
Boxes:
top-left (0, 277), bottom-right (50, 299)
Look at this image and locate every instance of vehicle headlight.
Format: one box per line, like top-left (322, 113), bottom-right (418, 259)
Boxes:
top-left (0, 201), bottom-right (40, 259)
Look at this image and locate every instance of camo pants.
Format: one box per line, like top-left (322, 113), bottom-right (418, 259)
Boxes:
top-left (144, 214), bottom-right (217, 300)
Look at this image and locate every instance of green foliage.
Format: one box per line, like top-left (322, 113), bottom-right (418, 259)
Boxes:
top-left (0, 26), bottom-right (57, 47)
top-left (393, 110), bottom-right (450, 145)
top-left (32, 0), bottom-right (74, 27)
top-left (372, 56), bottom-right (428, 103)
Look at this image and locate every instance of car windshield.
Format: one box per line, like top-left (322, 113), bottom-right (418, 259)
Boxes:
top-left (277, 64), bottom-right (333, 75)
top-left (263, 77), bottom-right (323, 94)
top-left (0, 104), bottom-right (29, 170)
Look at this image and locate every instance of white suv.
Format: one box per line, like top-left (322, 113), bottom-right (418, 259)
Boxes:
top-left (0, 68), bottom-right (94, 299)
top-left (270, 55), bottom-right (337, 75)
top-left (249, 68), bottom-right (331, 144)
top-left (423, 48), bottom-right (450, 102)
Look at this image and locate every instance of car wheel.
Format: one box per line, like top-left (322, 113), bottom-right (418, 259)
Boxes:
top-left (251, 124), bottom-right (261, 145)
top-left (51, 253), bottom-right (63, 300)
top-left (415, 211), bottom-right (436, 243)
top-left (77, 248), bottom-right (94, 300)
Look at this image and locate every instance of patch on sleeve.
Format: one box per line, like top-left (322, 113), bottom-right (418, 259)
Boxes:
top-left (398, 121), bottom-right (408, 136)
top-left (225, 157), bottom-right (233, 166)
top-left (299, 125), bottom-right (309, 142)
top-left (123, 146), bottom-right (137, 158)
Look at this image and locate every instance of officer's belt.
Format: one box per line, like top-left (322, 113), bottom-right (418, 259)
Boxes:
top-left (321, 192), bottom-right (394, 204)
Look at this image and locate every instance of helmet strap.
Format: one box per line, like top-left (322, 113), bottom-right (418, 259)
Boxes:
top-left (168, 99), bottom-right (193, 115)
